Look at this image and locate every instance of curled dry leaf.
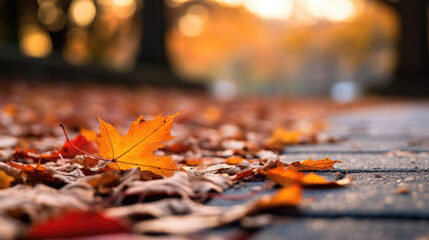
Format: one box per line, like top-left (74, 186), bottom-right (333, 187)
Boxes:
top-left (0, 184), bottom-right (93, 225)
top-left (6, 162), bottom-right (64, 187)
top-left (97, 112), bottom-right (182, 177)
top-left (291, 157), bottom-right (343, 170)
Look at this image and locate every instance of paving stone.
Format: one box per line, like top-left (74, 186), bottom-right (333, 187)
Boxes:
top-left (325, 103), bottom-right (429, 138)
top-left (208, 173), bottom-right (429, 218)
top-left (284, 139), bottom-right (429, 153)
top-left (302, 172), bottom-right (429, 218)
top-left (251, 218), bottom-right (429, 240)
top-left (282, 153), bottom-right (429, 171)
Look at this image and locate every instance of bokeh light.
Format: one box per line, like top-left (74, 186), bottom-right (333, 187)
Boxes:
top-left (37, 1), bottom-right (66, 31)
top-left (19, 25), bottom-right (52, 58)
top-left (303, 0), bottom-right (356, 22)
top-left (63, 28), bottom-right (91, 64)
top-left (243, 0), bottom-right (293, 20)
top-left (178, 5), bottom-right (209, 37)
top-left (69, 0), bottom-right (97, 27)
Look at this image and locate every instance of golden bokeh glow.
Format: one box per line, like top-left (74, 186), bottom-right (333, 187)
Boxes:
top-left (63, 28), bottom-right (91, 64)
top-left (178, 5), bottom-right (210, 37)
top-left (303, 0), bottom-right (356, 22)
top-left (214, 0), bottom-right (243, 7)
top-left (19, 26), bottom-right (52, 58)
top-left (38, 1), bottom-right (66, 31)
top-left (179, 15), bottom-right (205, 37)
top-left (112, 0), bottom-right (133, 7)
top-left (244, 0), bottom-right (293, 20)
top-left (69, 0), bottom-right (97, 27)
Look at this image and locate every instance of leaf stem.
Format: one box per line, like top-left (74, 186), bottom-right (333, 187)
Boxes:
top-left (59, 123), bottom-right (110, 162)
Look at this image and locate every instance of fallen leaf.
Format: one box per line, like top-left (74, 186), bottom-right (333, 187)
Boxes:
top-left (291, 157), bottom-right (343, 170)
top-left (225, 156), bottom-right (243, 165)
top-left (267, 167), bottom-right (353, 188)
top-left (301, 173), bottom-right (353, 188)
top-left (185, 158), bottom-right (202, 166)
top-left (266, 127), bottom-right (301, 148)
top-left (6, 162), bottom-right (63, 187)
top-left (255, 184), bottom-right (302, 209)
top-left (97, 112), bottom-right (182, 177)
top-left (393, 187), bottom-right (410, 194)
top-left (0, 170), bottom-right (14, 189)
top-left (163, 142), bottom-right (191, 154)
top-left (57, 135), bottom-right (98, 158)
top-left (79, 127), bottom-right (98, 143)
top-left (26, 211), bottom-right (129, 239)
top-left (266, 167), bottom-right (304, 186)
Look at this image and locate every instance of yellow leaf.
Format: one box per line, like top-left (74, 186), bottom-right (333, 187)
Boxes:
top-left (0, 170), bottom-right (14, 189)
top-left (291, 157), bottom-right (343, 170)
top-left (267, 127), bottom-right (301, 146)
top-left (79, 127), bottom-right (98, 143)
top-left (97, 112), bottom-right (182, 177)
top-left (301, 173), bottom-right (354, 188)
top-left (301, 173), bottom-right (328, 185)
top-left (256, 184), bottom-right (302, 209)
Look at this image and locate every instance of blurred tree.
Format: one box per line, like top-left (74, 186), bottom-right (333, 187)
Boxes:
top-left (138, 0), bottom-right (170, 66)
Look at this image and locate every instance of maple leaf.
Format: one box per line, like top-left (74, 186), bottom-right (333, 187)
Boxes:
top-left (291, 157), bottom-right (343, 170)
top-left (96, 112), bottom-right (182, 177)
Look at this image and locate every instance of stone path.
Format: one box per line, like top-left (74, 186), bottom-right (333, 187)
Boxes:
top-left (207, 102), bottom-right (429, 240)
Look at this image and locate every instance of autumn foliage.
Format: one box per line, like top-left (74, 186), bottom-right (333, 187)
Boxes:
top-left (0, 85), bottom-right (354, 239)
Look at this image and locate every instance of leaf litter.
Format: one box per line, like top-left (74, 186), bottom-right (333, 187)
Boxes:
top-left (0, 84), bottom-right (353, 239)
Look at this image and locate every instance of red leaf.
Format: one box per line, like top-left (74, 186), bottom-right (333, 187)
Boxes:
top-left (57, 135), bottom-right (98, 158)
top-left (27, 211), bottom-right (129, 239)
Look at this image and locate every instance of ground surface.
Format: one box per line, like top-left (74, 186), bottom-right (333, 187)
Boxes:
top-left (0, 83), bottom-right (428, 239)
top-left (207, 103), bottom-right (429, 240)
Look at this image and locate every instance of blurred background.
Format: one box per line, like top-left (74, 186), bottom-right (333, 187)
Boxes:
top-left (0, 0), bottom-right (427, 100)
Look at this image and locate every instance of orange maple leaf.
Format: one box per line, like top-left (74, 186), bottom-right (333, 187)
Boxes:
top-left (291, 157), bottom-right (343, 170)
top-left (96, 112), bottom-right (182, 177)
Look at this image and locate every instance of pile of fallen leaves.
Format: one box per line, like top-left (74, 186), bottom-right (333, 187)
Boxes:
top-left (0, 83), bottom-right (351, 239)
